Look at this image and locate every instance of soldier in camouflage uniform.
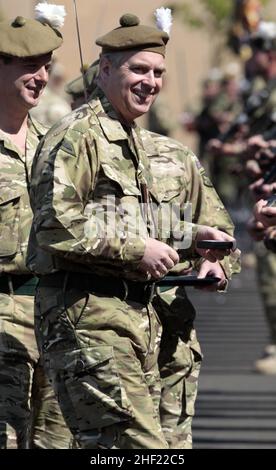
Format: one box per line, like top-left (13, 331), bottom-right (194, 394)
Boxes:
top-left (27, 13), bottom-right (237, 449)
top-left (145, 132), bottom-right (240, 448)
top-left (0, 9), bottom-right (71, 448)
top-left (65, 61), bottom-right (240, 448)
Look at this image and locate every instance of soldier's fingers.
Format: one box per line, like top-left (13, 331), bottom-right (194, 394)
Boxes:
top-left (167, 248), bottom-right (179, 265)
top-left (152, 269), bottom-right (164, 279)
top-left (157, 263), bottom-right (169, 275)
top-left (162, 258), bottom-right (175, 270)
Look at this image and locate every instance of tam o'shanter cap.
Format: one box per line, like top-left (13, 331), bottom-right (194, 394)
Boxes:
top-left (96, 8), bottom-right (172, 57)
top-left (0, 2), bottom-right (66, 58)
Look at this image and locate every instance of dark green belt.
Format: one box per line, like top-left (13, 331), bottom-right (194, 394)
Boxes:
top-left (40, 271), bottom-right (157, 305)
top-left (0, 274), bottom-right (38, 296)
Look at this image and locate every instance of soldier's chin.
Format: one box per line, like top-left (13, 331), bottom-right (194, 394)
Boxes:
top-left (24, 95), bottom-right (40, 109)
top-left (135, 100), bottom-right (152, 113)
top-left (132, 106), bottom-right (149, 119)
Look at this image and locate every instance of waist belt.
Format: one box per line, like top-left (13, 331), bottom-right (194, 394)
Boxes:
top-left (40, 271), bottom-right (157, 305)
top-left (0, 274), bottom-right (38, 296)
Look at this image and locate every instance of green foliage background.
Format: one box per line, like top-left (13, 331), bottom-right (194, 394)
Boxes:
top-left (168, 0), bottom-right (271, 32)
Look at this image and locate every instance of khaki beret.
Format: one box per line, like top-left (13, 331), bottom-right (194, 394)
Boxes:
top-left (96, 14), bottom-right (169, 57)
top-left (0, 16), bottom-right (62, 58)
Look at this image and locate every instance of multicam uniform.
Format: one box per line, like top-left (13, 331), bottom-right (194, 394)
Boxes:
top-left (143, 131), bottom-right (239, 448)
top-left (27, 90), bottom-right (237, 449)
top-left (0, 116), bottom-right (71, 448)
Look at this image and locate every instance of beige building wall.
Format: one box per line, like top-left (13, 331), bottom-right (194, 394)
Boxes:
top-left (1, 0), bottom-right (276, 148)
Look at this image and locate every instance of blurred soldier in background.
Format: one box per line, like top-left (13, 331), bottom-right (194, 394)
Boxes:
top-left (31, 56), bottom-right (71, 127)
top-left (181, 67), bottom-right (223, 169)
top-left (208, 20), bottom-right (276, 374)
top-left (0, 5), bottom-right (71, 448)
top-left (65, 72), bottom-right (87, 110)
top-left (181, 64), bottom-right (243, 205)
top-left (228, 0), bottom-right (261, 55)
top-left (254, 192), bottom-right (276, 253)
top-left (65, 59), bottom-right (99, 110)
top-left (240, 24), bottom-right (276, 374)
top-left (248, 160), bottom-right (276, 374)
top-left (208, 63), bottom-right (243, 205)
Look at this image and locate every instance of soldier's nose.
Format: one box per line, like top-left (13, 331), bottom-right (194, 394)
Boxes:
top-left (36, 66), bottom-right (49, 83)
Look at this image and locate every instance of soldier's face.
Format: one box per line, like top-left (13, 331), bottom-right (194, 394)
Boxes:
top-left (102, 51), bottom-right (166, 123)
top-left (0, 53), bottom-right (52, 110)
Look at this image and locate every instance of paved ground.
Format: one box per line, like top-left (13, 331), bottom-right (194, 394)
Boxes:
top-left (188, 267), bottom-right (276, 449)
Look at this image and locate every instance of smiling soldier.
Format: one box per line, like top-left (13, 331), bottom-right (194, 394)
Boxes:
top-left (28, 11), bottom-right (236, 449)
top-left (0, 3), bottom-right (71, 448)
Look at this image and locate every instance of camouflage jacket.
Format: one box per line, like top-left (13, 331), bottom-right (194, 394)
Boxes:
top-left (0, 117), bottom-right (46, 274)
top-left (28, 90), bottom-right (204, 280)
top-left (142, 130), bottom-right (240, 279)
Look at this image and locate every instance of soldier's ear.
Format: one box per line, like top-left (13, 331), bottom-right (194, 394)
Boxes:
top-left (99, 55), bottom-right (112, 81)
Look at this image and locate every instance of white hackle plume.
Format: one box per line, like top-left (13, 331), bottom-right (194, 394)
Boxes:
top-left (35, 2), bottom-right (66, 29)
top-left (155, 7), bottom-right (172, 36)
top-left (257, 21), bottom-right (276, 39)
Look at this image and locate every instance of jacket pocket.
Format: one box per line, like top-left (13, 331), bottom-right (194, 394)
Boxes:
top-left (0, 187), bottom-right (24, 257)
top-left (153, 176), bottom-right (184, 203)
top-left (100, 162), bottom-right (141, 197)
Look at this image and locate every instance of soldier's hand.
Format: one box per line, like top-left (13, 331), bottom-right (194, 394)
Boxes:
top-left (248, 135), bottom-right (268, 148)
top-left (195, 226), bottom-right (236, 262)
top-left (246, 216), bottom-right (265, 241)
top-left (254, 199), bottom-right (276, 228)
top-left (256, 147), bottom-right (276, 170)
top-left (245, 159), bottom-right (262, 179)
top-left (207, 139), bottom-right (222, 155)
top-left (247, 135), bottom-right (268, 159)
top-left (249, 178), bottom-right (276, 200)
top-left (197, 260), bottom-right (227, 292)
top-left (138, 238), bottom-right (179, 279)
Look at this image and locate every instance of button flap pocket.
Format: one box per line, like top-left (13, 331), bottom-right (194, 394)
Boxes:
top-left (48, 346), bottom-right (114, 372)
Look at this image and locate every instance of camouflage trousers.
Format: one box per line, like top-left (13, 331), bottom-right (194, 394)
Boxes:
top-left (256, 247), bottom-right (276, 344)
top-left (0, 293), bottom-right (72, 448)
top-left (35, 281), bottom-right (169, 449)
top-left (153, 287), bottom-right (202, 449)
